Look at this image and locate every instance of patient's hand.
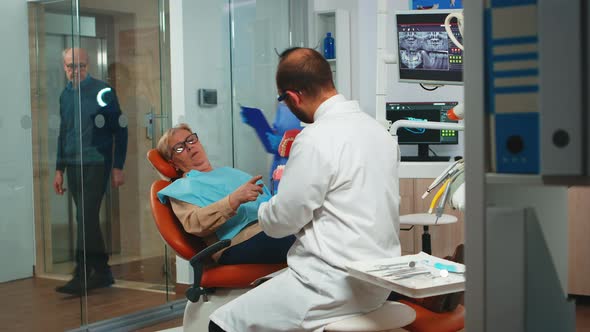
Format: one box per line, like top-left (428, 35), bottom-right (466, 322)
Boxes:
top-left (229, 175), bottom-right (264, 211)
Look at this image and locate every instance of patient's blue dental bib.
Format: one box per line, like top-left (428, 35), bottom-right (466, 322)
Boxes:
top-left (157, 167), bottom-right (271, 240)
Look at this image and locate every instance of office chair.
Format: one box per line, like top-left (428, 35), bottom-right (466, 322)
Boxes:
top-left (147, 149), bottom-right (287, 330)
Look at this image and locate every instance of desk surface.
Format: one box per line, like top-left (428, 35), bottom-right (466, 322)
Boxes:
top-left (400, 213), bottom-right (458, 225)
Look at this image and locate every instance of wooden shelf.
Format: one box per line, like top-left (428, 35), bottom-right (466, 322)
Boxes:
top-left (486, 173), bottom-right (590, 186)
top-left (485, 173), bottom-right (543, 185)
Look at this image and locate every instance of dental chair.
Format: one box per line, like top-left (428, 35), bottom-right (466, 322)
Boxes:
top-left (148, 132), bottom-right (465, 331)
top-left (148, 149), bottom-right (287, 331)
top-left (398, 300), bottom-right (465, 332)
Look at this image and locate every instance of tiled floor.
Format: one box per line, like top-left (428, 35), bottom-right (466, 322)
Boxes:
top-left (0, 277), bottom-right (185, 331)
top-left (0, 256), bottom-right (183, 331)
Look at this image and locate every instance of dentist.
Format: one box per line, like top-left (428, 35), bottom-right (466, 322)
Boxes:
top-left (209, 47), bottom-right (401, 332)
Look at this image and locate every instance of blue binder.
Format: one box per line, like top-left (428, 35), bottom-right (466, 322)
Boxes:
top-left (240, 106), bottom-right (274, 153)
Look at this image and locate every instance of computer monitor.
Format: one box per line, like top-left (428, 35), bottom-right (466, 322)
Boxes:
top-left (395, 10), bottom-right (463, 85)
top-left (386, 101), bottom-right (459, 162)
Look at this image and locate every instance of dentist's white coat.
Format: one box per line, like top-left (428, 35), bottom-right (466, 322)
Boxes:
top-left (210, 95), bottom-right (401, 332)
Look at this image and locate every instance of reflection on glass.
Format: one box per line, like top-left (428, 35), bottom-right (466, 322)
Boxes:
top-left (22, 0), bottom-right (176, 329)
top-left (52, 46), bottom-right (126, 296)
top-left (6, 0), bottom-right (302, 330)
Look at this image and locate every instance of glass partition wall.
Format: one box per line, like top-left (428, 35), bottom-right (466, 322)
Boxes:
top-left (24, 0), bottom-right (178, 330)
top-left (1, 0), bottom-right (304, 330)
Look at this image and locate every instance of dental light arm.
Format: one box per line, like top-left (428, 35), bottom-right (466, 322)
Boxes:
top-left (447, 102), bottom-right (465, 121)
top-left (450, 179), bottom-right (465, 211)
top-left (389, 120), bottom-right (464, 136)
top-left (422, 159), bottom-right (464, 199)
top-left (390, 120), bottom-right (466, 212)
top-left (436, 168), bottom-right (463, 214)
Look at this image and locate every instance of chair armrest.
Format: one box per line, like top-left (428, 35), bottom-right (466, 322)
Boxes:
top-left (186, 239), bottom-right (231, 302)
top-left (189, 239), bottom-right (231, 266)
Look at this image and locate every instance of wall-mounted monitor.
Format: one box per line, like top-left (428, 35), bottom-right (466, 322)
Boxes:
top-left (386, 101), bottom-right (459, 161)
top-left (395, 10), bottom-right (463, 85)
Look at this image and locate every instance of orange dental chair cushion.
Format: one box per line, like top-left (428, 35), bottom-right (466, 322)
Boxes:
top-left (147, 148), bottom-right (181, 180)
top-left (400, 300), bottom-right (465, 332)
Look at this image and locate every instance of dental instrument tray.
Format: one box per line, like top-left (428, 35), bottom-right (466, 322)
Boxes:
top-left (346, 252), bottom-right (465, 298)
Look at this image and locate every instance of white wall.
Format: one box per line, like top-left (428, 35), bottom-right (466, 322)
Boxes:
top-left (0, 0), bottom-right (35, 282)
top-left (170, 0), bottom-right (234, 168)
top-left (170, 0), bottom-right (289, 183)
top-left (231, 0), bottom-right (290, 180)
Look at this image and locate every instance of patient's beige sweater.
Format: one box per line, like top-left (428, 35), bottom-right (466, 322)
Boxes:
top-left (170, 196), bottom-right (262, 261)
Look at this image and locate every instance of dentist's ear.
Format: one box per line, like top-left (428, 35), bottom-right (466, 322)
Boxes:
top-left (287, 90), bottom-right (305, 107)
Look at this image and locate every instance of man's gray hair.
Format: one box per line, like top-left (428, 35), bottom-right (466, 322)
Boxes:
top-left (62, 48), bottom-right (89, 63)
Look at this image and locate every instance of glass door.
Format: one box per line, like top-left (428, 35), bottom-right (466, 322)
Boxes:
top-left (7, 0), bottom-right (306, 330)
top-left (163, 0), bottom-right (297, 313)
top-left (27, 0), bottom-right (177, 329)
top-left (230, 0), bottom-right (294, 179)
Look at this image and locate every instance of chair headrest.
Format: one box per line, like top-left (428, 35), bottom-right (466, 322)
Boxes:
top-left (278, 129), bottom-right (302, 157)
top-left (150, 180), bottom-right (205, 260)
top-left (147, 149), bottom-right (180, 180)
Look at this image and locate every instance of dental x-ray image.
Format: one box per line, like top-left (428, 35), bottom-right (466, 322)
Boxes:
top-left (399, 31), bottom-right (449, 70)
top-left (411, 0), bottom-right (463, 10)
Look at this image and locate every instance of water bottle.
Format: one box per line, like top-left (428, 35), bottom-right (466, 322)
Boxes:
top-left (323, 32), bottom-right (335, 59)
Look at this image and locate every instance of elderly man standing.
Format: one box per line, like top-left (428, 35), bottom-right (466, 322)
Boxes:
top-left (53, 48), bottom-right (128, 295)
top-left (209, 47), bottom-right (401, 332)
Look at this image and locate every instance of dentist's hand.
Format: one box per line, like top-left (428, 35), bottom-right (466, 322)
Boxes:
top-left (228, 175), bottom-right (264, 211)
top-left (266, 132), bottom-right (282, 152)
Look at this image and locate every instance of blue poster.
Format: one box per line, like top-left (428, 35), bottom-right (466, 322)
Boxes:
top-left (410, 0), bottom-right (463, 10)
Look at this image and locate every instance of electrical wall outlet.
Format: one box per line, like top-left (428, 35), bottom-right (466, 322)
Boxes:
top-left (198, 89), bottom-right (217, 107)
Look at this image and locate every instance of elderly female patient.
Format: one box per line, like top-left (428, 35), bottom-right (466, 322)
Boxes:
top-left (156, 123), bottom-right (295, 264)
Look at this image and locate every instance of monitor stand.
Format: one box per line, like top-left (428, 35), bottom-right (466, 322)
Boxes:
top-left (400, 144), bottom-right (451, 162)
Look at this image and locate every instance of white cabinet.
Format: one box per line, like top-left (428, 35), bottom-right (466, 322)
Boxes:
top-left (464, 2), bottom-right (579, 331)
top-left (313, 9), bottom-right (350, 98)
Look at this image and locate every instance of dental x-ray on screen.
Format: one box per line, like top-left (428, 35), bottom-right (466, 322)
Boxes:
top-left (395, 10), bottom-right (463, 85)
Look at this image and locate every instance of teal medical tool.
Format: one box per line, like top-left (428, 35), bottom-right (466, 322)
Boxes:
top-left (422, 259), bottom-right (465, 273)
